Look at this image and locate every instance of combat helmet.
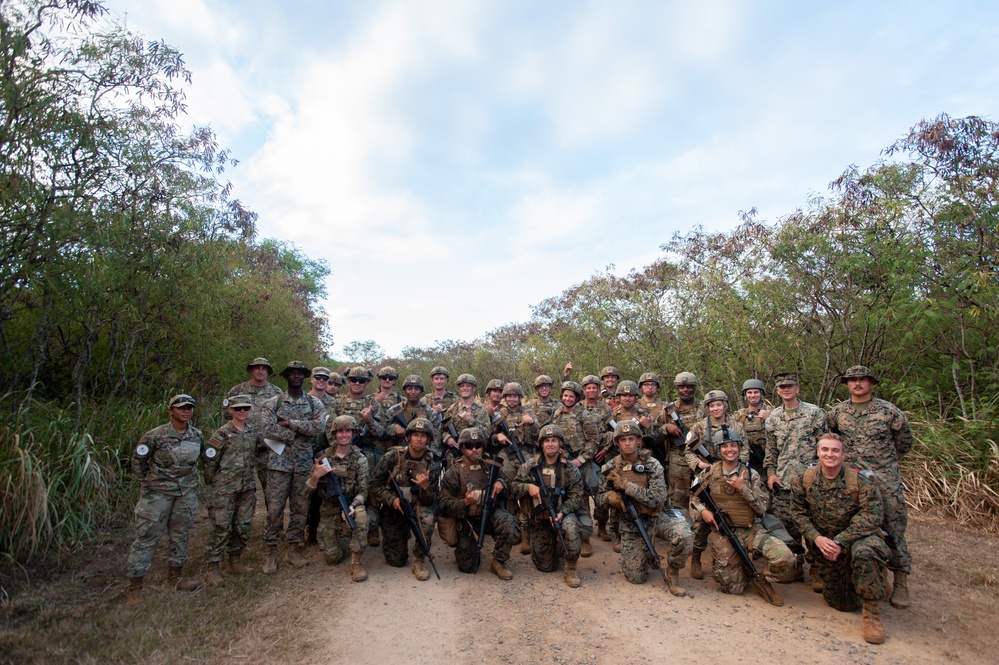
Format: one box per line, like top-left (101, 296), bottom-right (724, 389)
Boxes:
top-left (703, 390), bottom-right (729, 405)
top-left (344, 366), bottom-right (372, 381)
top-left (402, 375), bottom-right (425, 391)
top-left (377, 366), bottom-right (398, 380)
top-left (741, 379), bottom-right (766, 396)
top-left (502, 382), bottom-right (525, 397)
top-left (533, 374), bottom-right (554, 388)
top-left (600, 366), bottom-right (621, 379)
top-left (841, 365), bottom-right (879, 385)
top-left (455, 373), bottom-right (478, 387)
top-left (405, 417), bottom-right (434, 437)
top-left (430, 366), bottom-right (450, 378)
top-left (581, 375), bottom-right (601, 387)
top-left (674, 372), bottom-right (698, 387)
top-left (458, 427), bottom-right (486, 446)
top-left (638, 372), bottom-right (660, 387)
top-left (612, 419), bottom-right (642, 440)
top-left (329, 415), bottom-right (360, 432)
top-left (711, 425), bottom-right (743, 447)
top-left (485, 378), bottom-right (504, 392)
top-left (538, 423), bottom-right (566, 443)
top-left (560, 381), bottom-right (583, 399)
top-left (616, 380), bottom-right (640, 396)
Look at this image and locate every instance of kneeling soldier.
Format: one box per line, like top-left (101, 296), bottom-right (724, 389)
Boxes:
top-left (439, 428), bottom-right (520, 579)
top-left (305, 415), bottom-right (370, 582)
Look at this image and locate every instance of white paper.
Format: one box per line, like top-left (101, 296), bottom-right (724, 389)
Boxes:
top-left (265, 438), bottom-right (286, 456)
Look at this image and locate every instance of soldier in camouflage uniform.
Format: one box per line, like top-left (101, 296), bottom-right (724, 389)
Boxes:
top-left (304, 415), bottom-right (370, 582)
top-left (791, 433), bottom-right (891, 644)
top-left (260, 361), bottom-right (326, 573)
top-left (442, 374), bottom-right (493, 460)
top-left (638, 372), bottom-right (666, 421)
top-left (600, 366), bottom-right (621, 410)
top-left (371, 418), bottom-right (442, 580)
top-left (483, 378), bottom-right (505, 417)
top-left (225, 357), bottom-right (283, 501)
top-left (439, 427), bottom-right (520, 579)
top-left (527, 374), bottom-right (558, 425)
top-left (326, 372), bottom-right (345, 399)
top-left (493, 382), bottom-right (540, 553)
top-left (827, 365), bottom-right (913, 609)
top-left (597, 420), bottom-right (692, 596)
top-left (422, 365), bottom-right (458, 414)
top-left (551, 380), bottom-right (600, 557)
top-left (125, 395), bottom-right (203, 605)
top-left (200, 394), bottom-right (261, 585)
top-left (653, 372), bottom-right (706, 511)
top-left (305, 367), bottom-right (335, 545)
top-left (690, 429), bottom-right (795, 605)
top-left (512, 425), bottom-right (586, 587)
top-left (372, 366), bottom-right (405, 451)
top-left (734, 379), bottom-right (771, 479)
top-left (581, 374), bottom-right (614, 541)
top-left (385, 375), bottom-right (443, 456)
top-left (764, 372), bottom-right (828, 570)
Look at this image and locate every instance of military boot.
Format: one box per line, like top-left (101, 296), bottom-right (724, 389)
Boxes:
top-left (124, 576), bottom-right (144, 606)
top-left (349, 552), bottom-right (367, 582)
top-left (597, 521), bottom-right (611, 542)
top-left (665, 566), bottom-right (687, 597)
top-left (204, 562), bottom-right (223, 586)
top-left (520, 529), bottom-right (532, 555)
top-left (580, 539), bottom-right (593, 558)
top-left (564, 561), bottom-right (581, 588)
top-left (412, 557), bottom-right (430, 581)
top-left (229, 553), bottom-right (253, 575)
top-left (367, 526), bottom-right (381, 548)
top-left (612, 533), bottom-right (622, 554)
top-left (168, 565), bottom-right (200, 591)
top-left (862, 601), bottom-right (886, 644)
top-left (491, 558), bottom-right (513, 581)
top-left (263, 545), bottom-right (279, 574)
top-left (810, 565), bottom-right (824, 593)
top-left (690, 551), bottom-right (703, 580)
top-left (285, 544), bottom-right (310, 568)
top-left (890, 571), bottom-right (910, 609)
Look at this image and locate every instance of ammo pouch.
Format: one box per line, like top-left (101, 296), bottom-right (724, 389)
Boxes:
top-left (437, 515), bottom-right (459, 546)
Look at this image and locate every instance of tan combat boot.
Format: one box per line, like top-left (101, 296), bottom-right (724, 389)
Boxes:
top-left (612, 533), bottom-right (622, 554)
top-left (597, 521), bottom-right (611, 542)
top-left (124, 576), bottom-right (144, 606)
top-left (665, 566), bottom-right (687, 597)
top-left (263, 545), bottom-right (279, 574)
top-left (412, 557), bottom-right (430, 581)
top-left (349, 551), bottom-right (367, 582)
top-left (811, 565), bottom-right (824, 593)
top-left (204, 562), bottom-right (223, 586)
top-left (520, 529), bottom-right (532, 555)
top-left (564, 561), bottom-right (581, 588)
top-left (285, 544), bottom-right (309, 568)
top-left (168, 565), bottom-right (200, 591)
top-left (690, 551), bottom-right (703, 580)
top-left (491, 558), bottom-right (513, 581)
top-left (229, 553), bottom-right (253, 575)
top-left (367, 526), bottom-right (381, 548)
top-left (890, 571), bottom-right (910, 608)
top-left (580, 539), bottom-right (592, 558)
top-left (862, 601), bottom-right (886, 644)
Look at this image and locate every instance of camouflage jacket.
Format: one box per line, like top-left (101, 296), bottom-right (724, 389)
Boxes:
top-left (132, 423), bottom-right (203, 496)
top-left (371, 446), bottom-right (442, 509)
top-left (790, 465), bottom-right (883, 549)
top-left (550, 404), bottom-right (599, 463)
top-left (654, 399), bottom-right (706, 448)
top-left (442, 400), bottom-right (493, 451)
top-left (691, 462), bottom-right (767, 517)
top-left (385, 401), bottom-right (443, 454)
top-left (309, 444), bottom-right (369, 508)
top-left (224, 380), bottom-right (283, 428)
top-left (826, 398), bottom-right (912, 480)
top-left (526, 397), bottom-right (559, 426)
top-left (492, 403), bottom-right (540, 451)
top-left (640, 397), bottom-right (667, 421)
top-left (201, 420), bottom-right (261, 493)
top-left (261, 392), bottom-right (326, 473)
top-left (438, 454), bottom-right (516, 519)
top-left (734, 406), bottom-right (768, 448)
top-left (511, 453), bottom-right (584, 516)
top-left (327, 394), bottom-right (388, 447)
top-left (684, 415), bottom-right (747, 470)
top-left (596, 450), bottom-right (666, 512)
top-left (763, 401), bottom-right (828, 485)
top-left (421, 390), bottom-right (458, 413)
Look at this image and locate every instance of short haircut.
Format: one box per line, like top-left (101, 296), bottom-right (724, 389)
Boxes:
top-left (818, 432), bottom-right (843, 449)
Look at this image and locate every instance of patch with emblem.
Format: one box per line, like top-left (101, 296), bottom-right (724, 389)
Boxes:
top-left (205, 447), bottom-right (218, 459)
top-left (136, 444), bottom-right (150, 456)
top-left (222, 398), bottom-right (230, 407)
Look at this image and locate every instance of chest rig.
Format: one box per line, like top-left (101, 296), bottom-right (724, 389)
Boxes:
top-left (707, 462), bottom-right (756, 527)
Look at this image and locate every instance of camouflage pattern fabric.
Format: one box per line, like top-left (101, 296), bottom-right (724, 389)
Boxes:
top-left (707, 525), bottom-right (798, 594)
top-left (371, 447), bottom-right (442, 566)
top-left (763, 400), bottom-right (828, 486)
top-left (421, 390), bottom-right (458, 412)
top-left (201, 420), bottom-right (260, 563)
top-left (683, 415), bottom-right (747, 471)
top-left (512, 455), bottom-right (586, 570)
top-left (311, 445), bottom-right (370, 564)
top-left (328, 395), bottom-right (388, 468)
top-left (526, 396), bottom-right (558, 426)
top-left (386, 401), bottom-right (443, 456)
top-left (654, 400), bottom-right (705, 509)
top-left (443, 401), bottom-right (493, 455)
top-left (734, 406), bottom-right (768, 475)
top-left (225, 380), bottom-right (282, 494)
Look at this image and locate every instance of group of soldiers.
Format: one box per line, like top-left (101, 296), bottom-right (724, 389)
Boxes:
top-left (124, 359), bottom-right (912, 645)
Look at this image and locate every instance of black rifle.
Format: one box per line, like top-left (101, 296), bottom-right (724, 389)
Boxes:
top-left (619, 492), bottom-right (669, 587)
top-left (668, 408), bottom-right (688, 447)
top-left (472, 460), bottom-right (501, 573)
top-left (593, 414), bottom-right (617, 464)
top-left (691, 476), bottom-right (781, 604)
top-left (441, 415), bottom-right (460, 459)
top-left (393, 409), bottom-right (411, 432)
top-left (319, 465), bottom-right (363, 548)
top-left (389, 476), bottom-right (441, 580)
top-left (492, 414), bottom-right (570, 558)
top-left (695, 443), bottom-right (717, 465)
top-left (351, 423), bottom-right (369, 450)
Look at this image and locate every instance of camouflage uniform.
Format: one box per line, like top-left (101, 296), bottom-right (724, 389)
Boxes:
top-left (371, 446), bottom-right (442, 566)
top-left (421, 389), bottom-right (458, 413)
top-left (512, 454), bottom-right (585, 571)
top-left (734, 405), bottom-right (768, 476)
top-left (439, 454), bottom-right (520, 572)
top-left (372, 390), bottom-right (405, 451)
top-left (443, 400), bottom-right (493, 457)
top-left (261, 392), bottom-right (326, 546)
top-left (127, 422), bottom-right (203, 578)
top-left (684, 415), bottom-right (748, 558)
top-left (690, 462), bottom-right (797, 594)
top-left (385, 401), bottom-right (443, 457)
top-left (791, 466), bottom-right (890, 611)
top-left (654, 400), bottom-right (705, 509)
top-left (328, 394), bottom-right (388, 469)
top-left (527, 396), bottom-right (559, 426)
top-left (308, 445), bottom-right (370, 564)
top-left (597, 450), bottom-right (693, 583)
top-left (201, 419), bottom-right (260, 564)
top-left (225, 380), bottom-right (282, 494)
top-left (827, 397), bottom-right (912, 574)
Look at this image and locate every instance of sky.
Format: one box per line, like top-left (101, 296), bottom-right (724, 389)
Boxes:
top-left (102, 0), bottom-right (999, 358)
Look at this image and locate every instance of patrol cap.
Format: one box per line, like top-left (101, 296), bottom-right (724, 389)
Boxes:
top-left (430, 366), bottom-right (450, 378)
top-left (311, 367), bottom-right (331, 379)
top-left (703, 390), bottom-right (729, 405)
top-left (533, 374), bottom-right (554, 388)
top-left (402, 375), bottom-right (425, 391)
top-left (377, 366), bottom-right (398, 380)
top-left (405, 417), bottom-right (434, 436)
top-left (280, 361), bottom-right (311, 379)
top-left (456, 373), bottom-right (478, 387)
top-left (638, 372), bottom-right (660, 387)
top-left (581, 375), bottom-right (601, 387)
top-left (344, 366), bottom-right (373, 381)
top-left (600, 366), bottom-right (620, 379)
top-left (224, 394), bottom-right (252, 409)
top-left (841, 365), bottom-right (879, 385)
top-left (612, 419), bottom-right (642, 440)
top-left (502, 382), bottom-right (524, 396)
top-left (616, 380), bottom-right (640, 396)
top-left (538, 423), bottom-right (566, 443)
top-left (329, 415), bottom-right (359, 432)
top-left (741, 379), bottom-right (766, 396)
top-left (774, 372), bottom-right (798, 388)
top-left (246, 357), bottom-right (274, 374)
top-left (485, 379), bottom-right (504, 392)
top-left (674, 372), bottom-right (698, 387)
top-left (169, 394), bottom-right (196, 408)
top-left (458, 427), bottom-right (486, 446)
top-left (560, 381), bottom-right (583, 398)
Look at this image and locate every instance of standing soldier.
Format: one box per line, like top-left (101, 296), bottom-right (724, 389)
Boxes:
top-left (734, 379), bottom-right (771, 479)
top-left (225, 357), bottom-right (282, 501)
top-left (690, 429), bottom-right (794, 605)
top-left (493, 382), bottom-right (540, 553)
top-left (638, 372), bottom-right (667, 421)
top-left (600, 366), bottom-right (621, 410)
top-left (550, 380), bottom-right (598, 557)
top-left (304, 415), bottom-right (370, 582)
top-left (442, 374), bottom-right (493, 458)
top-left (764, 372), bottom-right (828, 579)
top-left (654, 372), bottom-right (705, 510)
top-left (483, 378), bottom-right (505, 417)
top-left (512, 425), bottom-right (586, 587)
top-left (438, 427), bottom-right (520, 580)
top-left (385, 375), bottom-right (442, 456)
top-left (125, 395), bottom-right (203, 605)
top-left (201, 394), bottom-right (261, 585)
top-left (791, 433), bottom-right (891, 644)
top-left (305, 367), bottom-right (334, 546)
top-left (422, 366), bottom-right (458, 414)
top-left (597, 420), bottom-right (693, 596)
top-left (527, 375), bottom-right (558, 425)
top-left (327, 372), bottom-right (346, 399)
top-left (371, 418), bottom-right (442, 580)
top-left (827, 365), bottom-right (913, 608)
top-left (581, 374), bottom-right (613, 541)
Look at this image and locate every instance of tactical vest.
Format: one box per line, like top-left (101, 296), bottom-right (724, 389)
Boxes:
top-left (456, 459), bottom-right (491, 517)
top-left (552, 408), bottom-right (583, 453)
top-left (614, 457), bottom-right (657, 515)
top-left (390, 447), bottom-right (430, 492)
top-left (736, 408), bottom-right (767, 445)
top-left (802, 466), bottom-right (860, 503)
top-left (707, 462), bottom-right (756, 528)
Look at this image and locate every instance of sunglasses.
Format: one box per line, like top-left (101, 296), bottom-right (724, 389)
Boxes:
top-left (313, 376), bottom-right (329, 381)
top-left (379, 376), bottom-right (398, 381)
top-left (231, 405), bottom-right (252, 412)
top-left (461, 442), bottom-right (485, 449)
top-left (348, 377), bottom-right (369, 384)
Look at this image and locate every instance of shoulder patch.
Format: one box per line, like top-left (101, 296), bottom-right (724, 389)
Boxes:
top-left (135, 443), bottom-right (150, 456)
top-left (222, 398), bottom-right (230, 408)
top-left (858, 469), bottom-right (875, 479)
top-left (204, 447), bottom-right (218, 460)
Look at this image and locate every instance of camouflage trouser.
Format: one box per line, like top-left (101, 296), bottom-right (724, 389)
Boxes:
top-left (264, 468), bottom-right (309, 545)
top-left (255, 450), bottom-right (269, 505)
top-left (667, 447), bottom-right (692, 509)
top-left (691, 515), bottom-right (711, 555)
top-left (810, 534), bottom-right (890, 611)
top-left (710, 524), bottom-right (797, 594)
top-left (879, 475), bottom-right (911, 573)
top-left (127, 488), bottom-right (199, 578)
top-left (453, 508), bottom-right (520, 573)
top-left (619, 507), bottom-right (693, 584)
top-left (529, 513), bottom-right (582, 572)
top-left (205, 487), bottom-right (256, 563)
top-left (770, 489), bottom-right (805, 554)
top-left (380, 503), bottom-right (436, 567)
top-left (319, 499), bottom-right (369, 564)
